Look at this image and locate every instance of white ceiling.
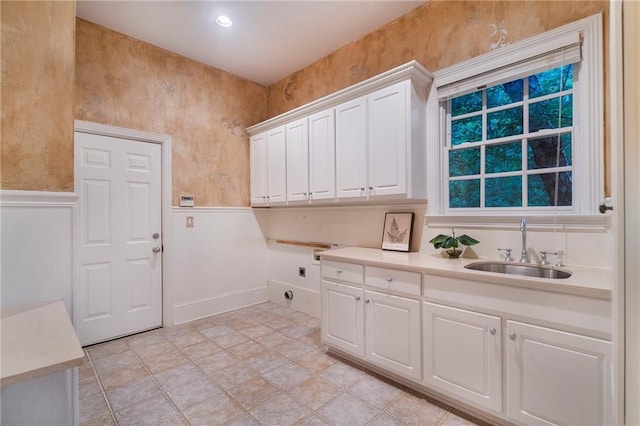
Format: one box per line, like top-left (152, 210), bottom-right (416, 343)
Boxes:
top-left (76, 1), bottom-right (425, 86)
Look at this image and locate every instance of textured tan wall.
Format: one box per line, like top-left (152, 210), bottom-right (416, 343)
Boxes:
top-left (75, 19), bottom-right (268, 207)
top-left (1, 0), bottom-right (75, 191)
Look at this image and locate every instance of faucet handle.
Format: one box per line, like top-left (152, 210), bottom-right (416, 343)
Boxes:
top-left (540, 250), bottom-right (564, 266)
top-left (498, 248), bottom-right (514, 262)
top-left (555, 250), bottom-right (565, 267)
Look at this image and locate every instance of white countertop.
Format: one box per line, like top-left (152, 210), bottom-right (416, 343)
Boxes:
top-left (1, 300), bottom-right (84, 387)
top-left (319, 247), bottom-right (612, 300)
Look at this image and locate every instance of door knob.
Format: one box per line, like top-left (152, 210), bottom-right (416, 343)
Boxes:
top-left (152, 246), bottom-right (162, 253)
top-left (509, 333), bottom-right (517, 340)
top-left (152, 233), bottom-right (160, 239)
top-left (489, 328), bottom-right (497, 335)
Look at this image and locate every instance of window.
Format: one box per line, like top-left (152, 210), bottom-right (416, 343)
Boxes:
top-left (429, 14), bottom-right (603, 217)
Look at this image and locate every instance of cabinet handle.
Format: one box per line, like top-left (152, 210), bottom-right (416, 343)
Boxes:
top-left (369, 186), bottom-right (373, 190)
top-left (355, 296), bottom-right (361, 301)
top-left (385, 277), bottom-right (393, 282)
top-left (365, 299), bottom-right (370, 304)
top-left (509, 333), bottom-right (517, 340)
top-left (360, 187), bottom-right (365, 191)
top-left (489, 328), bottom-right (497, 335)
top-left (336, 269), bottom-right (342, 274)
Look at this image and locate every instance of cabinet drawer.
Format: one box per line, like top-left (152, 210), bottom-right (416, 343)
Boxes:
top-left (366, 266), bottom-right (421, 296)
top-left (322, 260), bottom-right (364, 284)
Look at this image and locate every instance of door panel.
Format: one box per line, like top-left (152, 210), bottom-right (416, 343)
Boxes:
top-left (75, 132), bottom-right (162, 346)
top-left (309, 109), bottom-right (336, 200)
top-left (321, 280), bottom-right (364, 357)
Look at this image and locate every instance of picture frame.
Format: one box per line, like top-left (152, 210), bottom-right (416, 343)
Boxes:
top-left (381, 212), bottom-right (414, 252)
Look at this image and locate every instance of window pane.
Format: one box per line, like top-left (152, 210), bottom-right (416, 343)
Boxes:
top-left (449, 179), bottom-right (480, 208)
top-left (486, 141), bottom-right (522, 173)
top-left (449, 147), bottom-right (480, 177)
top-left (529, 94), bottom-right (573, 133)
top-left (487, 79), bottom-right (523, 108)
top-left (529, 64), bottom-right (573, 99)
top-left (528, 133), bottom-right (572, 169)
top-left (451, 115), bottom-right (482, 146)
top-left (487, 106), bottom-right (523, 139)
top-left (451, 91), bottom-right (482, 116)
top-left (486, 176), bottom-right (522, 207)
top-left (528, 172), bottom-right (573, 206)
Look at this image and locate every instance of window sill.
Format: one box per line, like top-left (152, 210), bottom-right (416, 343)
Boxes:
top-left (425, 214), bottom-right (611, 233)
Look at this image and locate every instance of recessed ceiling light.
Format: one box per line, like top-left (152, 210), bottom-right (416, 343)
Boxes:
top-left (216, 15), bottom-right (232, 27)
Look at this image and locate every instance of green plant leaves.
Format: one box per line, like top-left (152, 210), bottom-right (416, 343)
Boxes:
top-left (429, 233), bottom-right (479, 249)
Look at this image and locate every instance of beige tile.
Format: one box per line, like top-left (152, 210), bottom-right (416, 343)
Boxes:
top-left (349, 375), bottom-right (404, 409)
top-left (92, 350), bottom-right (141, 375)
top-left (180, 340), bottom-right (222, 360)
top-left (266, 316), bottom-right (294, 330)
top-left (270, 305), bottom-right (294, 316)
top-left (294, 350), bottom-right (338, 373)
top-left (98, 364), bottom-right (149, 390)
top-left (79, 376), bottom-right (102, 400)
top-left (153, 413), bottom-right (189, 426)
top-left (249, 393), bottom-right (310, 426)
top-left (317, 392), bottom-right (380, 425)
top-left (81, 413), bottom-right (116, 426)
top-left (159, 323), bottom-right (194, 339)
top-left (208, 362), bottom-right (257, 390)
top-left (367, 413), bottom-right (406, 426)
top-left (291, 377), bottom-right (342, 410)
top-left (105, 376), bottom-right (162, 411)
top-left (126, 331), bottom-right (166, 348)
top-left (238, 324), bottom-right (274, 339)
top-left (142, 349), bottom-right (188, 373)
top-left (79, 393), bottom-right (110, 424)
top-left (194, 350), bottom-right (239, 374)
top-left (318, 361), bottom-right (368, 389)
top-left (299, 329), bottom-right (322, 348)
top-left (244, 350), bottom-right (288, 374)
top-left (273, 340), bottom-right (315, 359)
top-left (167, 330), bottom-right (209, 349)
top-left (211, 331), bottom-right (250, 349)
top-left (227, 376), bottom-right (280, 410)
top-left (226, 317), bottom-right (260, 330)
top-left (79, 357), bottom-right (96, 381)
top-left (165, 375), bottom-right (223, 410)
top-left (251, 311), bottom-right (282, 323)
top-left (254, 331), bottom-right (292, 349)
top-left (262, 362), bottom-right (311, 390)
top-left (182, 394), bottom-right (244, 425)
top-left (384, 392), bottom-right (449, 425)
top-left (114, 394), bottom-right (177, 425)
top-left (132, 339), bottom-right (176, 359)
top-left (297, 415), bottom-right (330, 425)
top-left (285, 311), bottom-right (312, 322)
top-left (154, 363), bottom-right (207, 392)
top-left (200, 325), bottom-right (236, 339)
top-left (228, 340), bottom-right (268, 360)
top-left (441, 409), bottom-right (488, 426)
top-left (87, 339), bottom-right (130, 360)
top-left (226, 414), bottom-right (259, 426)
top-left (279, 323), bottom-right (318, 339)
top-left (305, 316), bottom-right (321, 328)
top-left (188, 317), bottom-right (216, 331)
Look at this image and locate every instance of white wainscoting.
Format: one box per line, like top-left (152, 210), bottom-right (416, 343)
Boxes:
top-left (170, 208), bottom-right (269, 324)
top-left (0, 190), bottom-right (78, 426)
top-left (267, 240), bottom-right (321, 318)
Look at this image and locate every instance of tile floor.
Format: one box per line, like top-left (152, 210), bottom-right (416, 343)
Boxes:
top-left (80, 302), bottom-right (486, 426)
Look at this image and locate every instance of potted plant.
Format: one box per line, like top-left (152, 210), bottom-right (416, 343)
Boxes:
top-left (429, 228), bottom-right (479, 258)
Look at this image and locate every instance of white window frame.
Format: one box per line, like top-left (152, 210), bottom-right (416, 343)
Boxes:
top-left (426, 14), bottom-right (605, 229)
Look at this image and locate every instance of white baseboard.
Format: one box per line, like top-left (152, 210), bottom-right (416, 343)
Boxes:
top-left (172, 286), bottom-right (268, 325)
top-left (268, 280), bottom-right (320, 318)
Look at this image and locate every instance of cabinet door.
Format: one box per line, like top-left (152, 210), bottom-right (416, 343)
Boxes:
top-left (367, 81), bottom-right (408, 197)
top-left (250, 132), bottom-right (268, 206)
top-left (423, 302), bottom-right (502, 412)
top-left (266, 126), bottom-right (287, 204)
top-left (308, 109), bottom-right (336, 201)
top-left (321, 280), bottom-right (364, 357)
top-left (285, 118), bottom-right (309, 203)
top-left (336, 97), bottom-right (368, 199)
top-left (365, 290), bottom-right (421, 381)
top-left (506, 320), bottom-right (613, 426)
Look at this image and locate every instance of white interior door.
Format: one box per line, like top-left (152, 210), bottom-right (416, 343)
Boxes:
top-left (75, 132), bottom-right (162, 346)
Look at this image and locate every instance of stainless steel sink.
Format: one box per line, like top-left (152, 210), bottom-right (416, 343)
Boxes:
top-left (464, 261), bottom-right (572, 279)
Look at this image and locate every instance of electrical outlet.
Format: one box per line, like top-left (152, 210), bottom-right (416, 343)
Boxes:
top-left (298, 267), bottom-right (306, 277)
top-left (186, 216), bottom-right (194, 228)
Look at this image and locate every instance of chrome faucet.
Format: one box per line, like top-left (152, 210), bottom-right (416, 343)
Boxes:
top-left (519, 218), bottom-right (530, 263)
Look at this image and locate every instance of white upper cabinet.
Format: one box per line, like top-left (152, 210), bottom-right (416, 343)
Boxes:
top-left (336, 97), bottom-right (368, 199)
top-left (308, 108), bottom-right (336, 201)
top-left (285, 118), bottom-right (309, 203)
top-left (249, 132), bottom-right (268, 206)
top-left (247, 61), bottom-right (433, 207)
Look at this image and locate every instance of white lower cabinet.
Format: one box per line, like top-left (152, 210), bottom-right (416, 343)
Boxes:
top-left (422, 302), bottom-right (502, 412)
top-left (506, 320), bottom-right (613, 426)
top-left (321, 280), bottom-right (364, 357)
top-left (365, 290), bottom-right (421, 381)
